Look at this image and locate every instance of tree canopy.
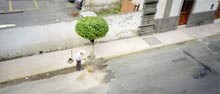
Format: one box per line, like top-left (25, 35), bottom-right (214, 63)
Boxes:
top-left (75, 16), bottom-right (109, 41)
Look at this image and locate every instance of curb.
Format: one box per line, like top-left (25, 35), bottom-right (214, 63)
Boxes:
top-left (0, 58), bottom-right (106, 88)
top-left (0, 10), bottom-right (24, 14)
top-left (103, 34), bottom-right (220, 63)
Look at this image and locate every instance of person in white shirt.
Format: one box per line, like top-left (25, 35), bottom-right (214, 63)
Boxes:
top-left (76, 0), bottom-right (83, 10)
top-left (76, 50), bottom-right (86, 71)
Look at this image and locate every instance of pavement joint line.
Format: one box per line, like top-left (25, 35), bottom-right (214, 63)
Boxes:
top-left (8, 0), bottom-right (13, 11)
top-left (33, 0), bottom-right (39, 9)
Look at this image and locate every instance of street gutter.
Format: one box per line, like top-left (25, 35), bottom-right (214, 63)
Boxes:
top-left (0, 10), bottom-right (24, 14)
top-left (0, 58), bottom-right (106, 88)
top-left (0, 24), bottom-right (16, 29)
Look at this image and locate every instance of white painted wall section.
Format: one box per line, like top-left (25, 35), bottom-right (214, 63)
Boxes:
top-left (0, 12), bottom-right (141, 60)
top-left (155, 0), bottom-right (167, 19)
top-left (193, 0), bottom-right (219, 13)
top-left (169, 0), bottom-right (183, 17)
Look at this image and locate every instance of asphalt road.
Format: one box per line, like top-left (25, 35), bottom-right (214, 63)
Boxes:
top-left (0, 0), bottom-right (77, 27)
top-left (1, 35), bottom-right (220, 94)
top-left (104, 35), bottom-right (220, 94)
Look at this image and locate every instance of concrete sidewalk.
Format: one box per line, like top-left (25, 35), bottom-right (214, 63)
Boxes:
top-left (0, 23), bottom-right (220, 84)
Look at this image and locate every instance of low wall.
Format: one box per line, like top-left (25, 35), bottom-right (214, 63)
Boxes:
top-left (82, 0), bottom-right (120, 12)
top-left (155, 16), bottom-right (179, 33)
top-left (0, 12), bottom-right (141, 61)
top-left (187, 11), bottom-right (216, 27)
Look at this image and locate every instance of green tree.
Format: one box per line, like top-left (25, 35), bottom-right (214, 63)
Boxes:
top-left (75, 16), bottom-right (109, 59)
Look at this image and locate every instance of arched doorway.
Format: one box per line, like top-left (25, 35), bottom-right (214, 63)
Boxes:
top-left (179, 0), bottom-right (195, 25)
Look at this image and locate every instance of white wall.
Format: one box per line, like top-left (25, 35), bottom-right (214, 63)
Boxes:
top-left (155, 0), bottom-right (167, 19)
top-left (0, 12), bottom-right (141, 60)
top-left (193, 0), bottom-right (219, 13)
top-left (169, 0), bottom-right (183, 17)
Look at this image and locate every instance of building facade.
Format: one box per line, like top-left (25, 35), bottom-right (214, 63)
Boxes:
top-left (138, 0), bottom-right (220, 35)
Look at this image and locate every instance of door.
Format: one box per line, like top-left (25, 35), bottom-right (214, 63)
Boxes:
top-left (179, 0), bottom-right (195, 25)
top-left (120, 0), bottom-right (136, 13)
top-left (216, 3), bottom-right (220, 19)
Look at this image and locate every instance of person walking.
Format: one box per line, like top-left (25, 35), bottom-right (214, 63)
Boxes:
top-left (76, 0), bottom-right (83, 10)
top-left (75, 50), bottom-right (86, 71)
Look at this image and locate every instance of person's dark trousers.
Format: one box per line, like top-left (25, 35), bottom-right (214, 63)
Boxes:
top-left (76, 60), bottom-right (81, 71)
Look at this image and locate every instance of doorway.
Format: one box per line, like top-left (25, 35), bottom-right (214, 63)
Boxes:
top-left (120, 0), bottom-right (136, 13)
top-left (215, 3), bottom-right (220, 19)
top-left (179, 0), bottom-right (195, 25)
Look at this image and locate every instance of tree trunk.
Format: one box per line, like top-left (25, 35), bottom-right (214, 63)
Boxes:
top-left (89, 39), bottom-right (95, 59)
